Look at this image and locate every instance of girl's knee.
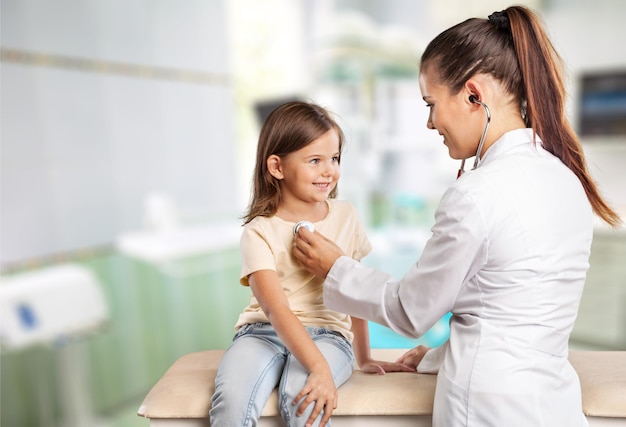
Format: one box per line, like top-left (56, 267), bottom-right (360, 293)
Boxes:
top-left (278, 392), bottom-right (329, 427)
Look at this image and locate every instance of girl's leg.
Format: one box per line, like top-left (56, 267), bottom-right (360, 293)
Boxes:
top-left (277, 328), bottom-right (355, 427)
top-left (210, 324), bottom-right (287, 426)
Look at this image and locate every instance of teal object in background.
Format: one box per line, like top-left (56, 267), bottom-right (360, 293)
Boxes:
top-left (368, 313), bottom-right (452, 349)
top-left (361, 228), bottom-right (451, 350)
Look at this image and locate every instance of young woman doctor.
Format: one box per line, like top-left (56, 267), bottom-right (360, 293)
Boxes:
top-left (293, 6), bottom-right (621, 427)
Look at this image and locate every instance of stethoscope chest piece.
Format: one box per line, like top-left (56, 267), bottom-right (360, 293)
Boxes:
top-left (293, 220), bottom-right (314, 235)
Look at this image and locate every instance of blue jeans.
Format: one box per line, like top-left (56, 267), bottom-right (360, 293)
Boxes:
top-left (209, 323), bottom-right (355, 427)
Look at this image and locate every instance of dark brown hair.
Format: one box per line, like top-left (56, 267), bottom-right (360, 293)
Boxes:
top-left (243, 101), bottom-right (344, 225)
top-left (421, 5), bottom-right (621, 227)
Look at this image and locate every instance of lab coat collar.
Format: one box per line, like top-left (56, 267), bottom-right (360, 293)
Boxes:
top-left (479, 128), bottom-right (541, 166)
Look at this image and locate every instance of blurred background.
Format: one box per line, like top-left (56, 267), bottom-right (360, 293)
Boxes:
top-left (1, 0), bottom-right (625, 426)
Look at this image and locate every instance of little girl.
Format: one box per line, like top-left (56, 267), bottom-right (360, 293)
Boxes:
top-left (209, 101), bottom-right (412, 427)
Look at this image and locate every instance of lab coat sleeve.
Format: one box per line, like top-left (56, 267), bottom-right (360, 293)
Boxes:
top-left (416, 342), bottom-right (447, 374)
top-left (323, 183), bottom-right (488, 338)
top-left (324, 256), bottom-right (408, 329)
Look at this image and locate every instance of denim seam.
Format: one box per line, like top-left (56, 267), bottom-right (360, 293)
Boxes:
top-left (278, 355), bottom-right (293, 426)
top-left (244, 352), bottom-right (284, 426)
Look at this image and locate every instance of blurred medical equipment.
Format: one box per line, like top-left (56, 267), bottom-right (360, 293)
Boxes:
top-left (457, 95), bottom-right (491, 178)
top-left (0, 263), bottom-right (109, 427)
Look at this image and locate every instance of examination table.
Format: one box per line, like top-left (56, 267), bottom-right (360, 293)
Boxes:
top-left (138, 349), bottom-right (626, 426)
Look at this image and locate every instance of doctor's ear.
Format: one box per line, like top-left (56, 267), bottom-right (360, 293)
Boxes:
top-left (267, 155), bottom-right (284, 180)
top-left (464, 79), bottom-right (484, 105)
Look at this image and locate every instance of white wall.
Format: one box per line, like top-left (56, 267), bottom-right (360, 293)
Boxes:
top-left (1, 1), bottom-right (238, 265)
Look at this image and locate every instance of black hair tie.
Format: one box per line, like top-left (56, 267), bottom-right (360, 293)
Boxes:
top-left (488, 10), bottom-right (510, 32)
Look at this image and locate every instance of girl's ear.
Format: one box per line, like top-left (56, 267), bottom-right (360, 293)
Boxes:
top-left (267, 155), bottom-right (284, 180)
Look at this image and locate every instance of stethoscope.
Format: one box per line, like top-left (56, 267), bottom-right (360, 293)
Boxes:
top-left (293, 220), bottom-right (314, 235)
top-left (457, 95), bottom-right (491, 178)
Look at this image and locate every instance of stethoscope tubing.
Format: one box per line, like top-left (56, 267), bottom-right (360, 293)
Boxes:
top-left (472, 99), bottom-right (491, 169)
top-left (457, 99), bottom-right (491, 178)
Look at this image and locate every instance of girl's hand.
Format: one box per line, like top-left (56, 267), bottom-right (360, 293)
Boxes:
top-left (395, 345), bottom-right (431, 370)
top-left (360, 359), bottom-right (415, 375)
top-left (293, 369), bottom-right (337, 427)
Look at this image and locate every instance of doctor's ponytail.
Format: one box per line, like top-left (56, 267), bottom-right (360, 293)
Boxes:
top-left (505, 6), bottom-right (621, 227)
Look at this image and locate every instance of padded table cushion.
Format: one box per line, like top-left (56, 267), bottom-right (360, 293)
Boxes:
top-left (569, 351), bottom-right (626, 417)
top-left (138, 350), bottom-right (626, 420)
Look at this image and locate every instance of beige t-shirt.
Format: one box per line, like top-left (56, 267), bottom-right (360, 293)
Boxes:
top-left (235, 199), bottom-right (371, 342)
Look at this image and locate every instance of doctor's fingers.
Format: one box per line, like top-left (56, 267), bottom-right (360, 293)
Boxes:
top-left (293, 235), bottom-right (313, 263)
top-left (395, 345), bottom-right (430, 369)
top-left (295, 227), bottom-right (322, 247)
top-left (297, 228), bottom-right (338, 248)
top-left (300, 229), bottom-right (347, 258)
top-left (293, 244), bottom-right (327, 278)
top-left (293, 230), bottom-right (329, 264)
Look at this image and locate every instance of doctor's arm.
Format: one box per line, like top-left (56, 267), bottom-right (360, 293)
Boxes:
top-left (294, 230), bottom-right (414, 374)
top-left (296, 185), bottom-right (486, 344)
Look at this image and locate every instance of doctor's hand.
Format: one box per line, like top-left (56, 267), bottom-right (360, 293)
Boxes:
top-left (395, 345), bottom-right (431, 370)
top-left (360, 359), bottom-right (415, 375)
top-left (293, 228), bottom-right (345, 279)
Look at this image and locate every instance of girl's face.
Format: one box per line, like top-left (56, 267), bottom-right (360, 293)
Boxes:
top-left (419, 69), bottom-right (480, 160)
top-left (273, 129), bottom-right (341, 208)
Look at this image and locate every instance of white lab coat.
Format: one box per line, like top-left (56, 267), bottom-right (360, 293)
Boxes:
top-left (324, 128), bottom-right (593, 426)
